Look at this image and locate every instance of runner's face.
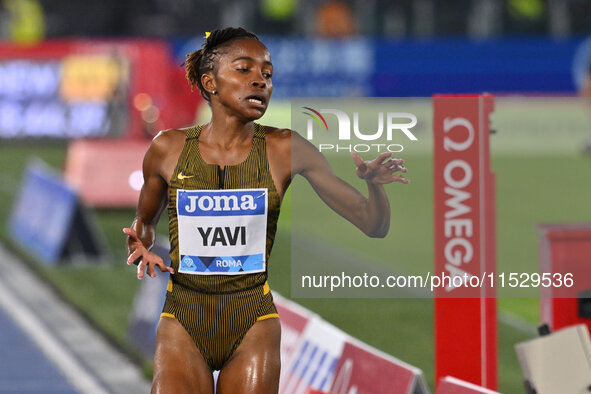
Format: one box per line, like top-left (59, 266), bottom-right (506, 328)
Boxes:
top-left (212, 38), bottom-right (273, 121)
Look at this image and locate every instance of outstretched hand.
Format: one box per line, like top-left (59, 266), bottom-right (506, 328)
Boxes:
top-left (351, 152), bottom-right (409, 184)
top-left (123, 227), bottom-right (174, 279)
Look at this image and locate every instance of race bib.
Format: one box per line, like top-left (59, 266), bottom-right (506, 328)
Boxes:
top-left (176, 188), bottom-right (268, 275)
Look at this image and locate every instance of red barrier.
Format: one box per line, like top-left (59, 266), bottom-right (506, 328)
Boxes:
top-left (274, 293), bottom-right (430, 394)
top-left (433, 95), bottom-right (497, 389)
top-left (64, 139), bottom-right (150, 208)
top-left (274, 294), bottom-right (314, 392)
top-left (330, 340), bottom-right (429, 394)
top-left (537, 223), bottom-right (591, 333)
top-left (437, 376), bottom-right (499, 393)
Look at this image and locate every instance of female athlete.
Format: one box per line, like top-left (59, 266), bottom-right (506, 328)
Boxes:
top-left (124, 27), bottom-right (408, 394)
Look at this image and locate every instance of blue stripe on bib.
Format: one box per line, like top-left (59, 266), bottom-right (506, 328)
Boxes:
top-left (178, 190), bottom-right (266, 217)
top-left (180, 254), bottom-right (264, 274)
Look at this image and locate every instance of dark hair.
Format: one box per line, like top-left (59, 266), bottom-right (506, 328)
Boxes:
top-left (185, 27), bottom-right (260, 102)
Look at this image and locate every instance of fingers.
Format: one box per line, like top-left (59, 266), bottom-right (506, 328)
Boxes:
top-left (125, 228), bottom-right (173, 279)
top-left (137, 257), bottom-right (147, 280)
top-left (135, 252), bottom-right (174, 279)
top-left (352, 152), bottom-right (404, 167)
top-left (388, 161), bottom-right (407, 173)
top-left (351, 151), bottom-right (364, 167)
top-left (122, 227), bottom-right (138, 240)
top-left (364, 152), bottom-right (395, 171)
top-left (353, 152), bottom-right (410, 183)
top-left (384, 156), bottom-right (405, 167)
top-left (145, 256), bottom-right (159, 278)
top-left (391, 174), bottom-right (410, 184)
top-left (370, 158), bottom-right (411, 184)
top-left (124, 228), bottom-right (146, 265)
top-left (353, 152), bottom-right (393, 178)
top-left (373, 152), bottom-right (393, 165)
top-left (157, 260), bottom-right (175, 274)
top-left (137, 254), bottom-right (155, 279)
top-left (382, 157), bottom-right (407, 178)
top-left (367, 153), bottom-right (405, 171)
top-left (127, 248), bottom-right (143, 265)
top-left (145, 256), bottom-right (174, 278)
top-left (374, 156), bottom-right (407, 177)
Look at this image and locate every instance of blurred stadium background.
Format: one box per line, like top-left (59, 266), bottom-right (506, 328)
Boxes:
top-left (2, 0), bottom-right (591, 393)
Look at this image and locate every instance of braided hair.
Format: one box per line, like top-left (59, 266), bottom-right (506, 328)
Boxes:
top-left (185, 27), bottom-right (260, 102)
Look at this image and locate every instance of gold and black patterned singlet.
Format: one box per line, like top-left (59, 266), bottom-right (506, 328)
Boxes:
top-left (161, 123), bottom-right (281, 371)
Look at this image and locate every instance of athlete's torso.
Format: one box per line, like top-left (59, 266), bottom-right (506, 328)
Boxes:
top-left (167, 123), bottom-right (281, 293)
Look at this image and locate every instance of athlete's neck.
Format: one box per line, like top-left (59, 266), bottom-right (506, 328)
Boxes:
top-left (202, 114), bottom-right (255, 149)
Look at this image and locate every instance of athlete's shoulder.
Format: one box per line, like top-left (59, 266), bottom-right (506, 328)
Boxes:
top-left (261, 125), bottom-right (313, 150)
top-left (260, 125), bottom-right (310, 142)
top-left (153, 127), bottom-right (190, 146)
top-left (154, 127), bottom-right (189, 143)
top-left (260, 124), bottom-right (291, 138)
top-left (262, 125), bottom-right (302, 155)
top-left (147, 128), bottom-right (188, 158)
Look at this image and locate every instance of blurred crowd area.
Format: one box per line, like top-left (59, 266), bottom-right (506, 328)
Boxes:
top-left (1, 0), bottom-right (591, 42)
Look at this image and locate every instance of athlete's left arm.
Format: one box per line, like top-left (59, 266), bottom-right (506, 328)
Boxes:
top-left (291, 131), bottom-right (408, 238)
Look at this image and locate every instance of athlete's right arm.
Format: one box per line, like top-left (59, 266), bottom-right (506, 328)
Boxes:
top-left (124, 134), bottom-right (175, 279)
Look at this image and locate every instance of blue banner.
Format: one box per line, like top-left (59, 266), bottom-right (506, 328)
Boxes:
top-left (172, 36), bottom-right (588, 97)
top-left (9, 161), bottom-right (78, 264)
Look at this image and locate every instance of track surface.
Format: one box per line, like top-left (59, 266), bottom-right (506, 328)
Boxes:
top-left (0, 244), bottom-right (151, 394)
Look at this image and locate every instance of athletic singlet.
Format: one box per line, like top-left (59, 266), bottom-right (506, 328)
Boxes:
top-left (167, 123), bottom-right (281, 294)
